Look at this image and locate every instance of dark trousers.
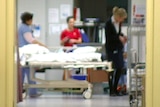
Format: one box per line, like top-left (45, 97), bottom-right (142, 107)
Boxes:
top-left (107, 49), bottom-right (124, 94)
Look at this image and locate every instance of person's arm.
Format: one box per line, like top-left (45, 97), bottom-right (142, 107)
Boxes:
top-left (105, 21), bottom-right (120, 43)
top-left (69, 38), bottom-right (82, 44)
top-left (105, 21), bottom-right (127, 45)
top-left (61, 37), bottom-right (70, 46)
top-left (60, 31), bottom-right (70, 46)
top-left (69, 29), bottom-right (82, 44)
top-left (75, 29), bottom-right (82, 44)
top-left (32, 40), bottom-right (47, 48)
top-left (23, 32), bottom-right (47, 48)
top-left (119, 23), bottom-right (127, 44)
top-left (119, 36), bottom-right (127, 45)
top-left (119, 32), bottom-right (127, 45)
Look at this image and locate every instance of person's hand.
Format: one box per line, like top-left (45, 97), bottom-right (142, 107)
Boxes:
top-left (119, 36), bottom-right (127, 45)
top-left (123, 52), bottom-right (127, 59)
top-left (62, 37), bottom-right (70, 43)
top-left (69, 39), bottom-right (77, 44)
top-left (123, 36), bottom-right (128, 41)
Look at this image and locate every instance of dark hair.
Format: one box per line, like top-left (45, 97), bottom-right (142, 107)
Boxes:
top-left (66, 16), bottom-right (74, 23)
top-left (21, 12), bottom-right (33, 24)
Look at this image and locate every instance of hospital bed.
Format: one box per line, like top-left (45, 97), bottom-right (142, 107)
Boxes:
top-left (20, 45), bottom-right (113, 99)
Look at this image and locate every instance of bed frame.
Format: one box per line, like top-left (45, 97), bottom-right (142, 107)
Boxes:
top-left (24, 61), bottom-right (113, 99)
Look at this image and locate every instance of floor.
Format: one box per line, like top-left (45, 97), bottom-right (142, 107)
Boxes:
top-left (17, 94), bottom-right (130, 107)
top-left (20, 73), bottom-right (131, 107)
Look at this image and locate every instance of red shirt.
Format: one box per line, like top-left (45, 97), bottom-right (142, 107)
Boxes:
top-left (60, 28), bottom-right (82, 46)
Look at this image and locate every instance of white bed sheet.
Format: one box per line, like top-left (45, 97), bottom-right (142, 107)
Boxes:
top-left (27, 52), bottom-right (102, 62)
top-left (19, 44), bottom-right (102, 65)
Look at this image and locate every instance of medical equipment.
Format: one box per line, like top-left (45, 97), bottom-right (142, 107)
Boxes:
top-left (129, 64), bottom-right (145, 107)
top-left (127, 25), bottom-right (146, 107)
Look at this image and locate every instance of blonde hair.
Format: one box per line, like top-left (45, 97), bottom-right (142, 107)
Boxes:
top-left (112, 6), bottom-right (127, 18)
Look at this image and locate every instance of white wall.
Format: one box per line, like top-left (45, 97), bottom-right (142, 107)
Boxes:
top-left (46, 0), bottom-right (73, 47)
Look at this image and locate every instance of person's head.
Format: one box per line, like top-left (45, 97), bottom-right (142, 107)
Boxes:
top-left (66, 16), bottom-right (75, 29)
top-left (112, 6), bottom-right (127, 23)
top-left (21, 12), bottom-right (33, 25)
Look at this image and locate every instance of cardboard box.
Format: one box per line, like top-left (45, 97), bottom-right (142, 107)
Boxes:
top-left (87, 68), bottom-right (108, 83)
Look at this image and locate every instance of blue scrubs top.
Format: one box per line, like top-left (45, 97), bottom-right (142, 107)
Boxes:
top-left (18, 23), bottom-right (33, 47)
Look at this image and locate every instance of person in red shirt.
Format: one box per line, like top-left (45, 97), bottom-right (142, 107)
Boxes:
top-left (60, 16), bottom-right (82, 47)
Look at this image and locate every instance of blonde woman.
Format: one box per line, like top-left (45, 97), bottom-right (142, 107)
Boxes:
top-left (105, 6), bottom-right (127, 96)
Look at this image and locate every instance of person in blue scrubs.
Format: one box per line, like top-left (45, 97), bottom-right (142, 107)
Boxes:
top-left (18, 12), bottom-right (46, 97)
